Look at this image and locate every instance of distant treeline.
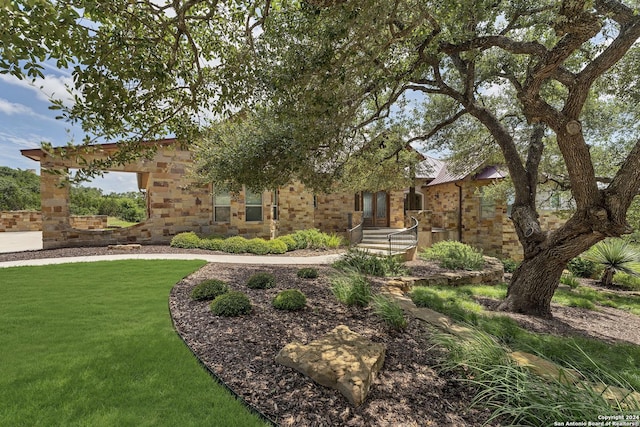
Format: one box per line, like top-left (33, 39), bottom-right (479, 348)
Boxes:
top-left (0, 167), bottom-right (146, 222)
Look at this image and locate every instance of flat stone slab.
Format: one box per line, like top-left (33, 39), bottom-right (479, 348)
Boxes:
top-left (275, 325), bottom-right (385, 406)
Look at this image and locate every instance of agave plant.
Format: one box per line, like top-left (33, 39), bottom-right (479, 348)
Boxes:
top-left (585, 239), bottom-right (640, 287)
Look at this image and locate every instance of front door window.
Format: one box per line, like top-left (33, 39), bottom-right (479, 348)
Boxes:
top-left (362, 191), bottom-right (388, 227)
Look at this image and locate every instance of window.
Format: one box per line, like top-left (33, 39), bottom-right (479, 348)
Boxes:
top-left (245, 189), bottom-right (263, 222)
top-left (479, 192), bottom-right (496, 219)
top-left (214, 190), bottom-right (231, 222)
top-left (404, 191), bottom-right (423, 212)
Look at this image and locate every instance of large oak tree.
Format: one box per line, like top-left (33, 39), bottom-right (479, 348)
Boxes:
top-left (3, 0), bottom-right (640, 316)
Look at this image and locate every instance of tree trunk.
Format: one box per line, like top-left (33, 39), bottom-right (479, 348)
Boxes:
top-left (497, 249), bottom-right (568, 318)
top-left (601, 268), bottom-right (615, 287)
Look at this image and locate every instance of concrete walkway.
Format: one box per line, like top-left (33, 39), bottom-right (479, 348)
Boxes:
top-left (0, 231), bottom-right (42, 253)
top-left (0, 252), bottom-right (343, 268)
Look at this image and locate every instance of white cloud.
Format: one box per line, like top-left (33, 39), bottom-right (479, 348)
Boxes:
top-left (0, 130), bottom-right (49, 149)
top-left (0, 98), bottom-right (34, 116)
top-left (0, 73), bottom-right (75, 107)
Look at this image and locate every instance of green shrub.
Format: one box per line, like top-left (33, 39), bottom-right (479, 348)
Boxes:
top-left (247, 272), bottom-right (276, 289)
top-left (613, 272), bottom-right (640, 291)
top-left (272, 289), bottom-right (307, 310)
top-left (420, 241), bottom-right (484, 271)
top-left (266, 239), bottom-right (288, 254)
top-left (287, 229), bottom-right (344, 250)
top-left (332, 249), bottom-right (408, 277)
top-left (329, 272), bottom-right (371, 306)
top-left (221, 236), bottom-right (249, 253)
top-left (296, 267), bottom-right (319, 279)
top-left (190, 279), bottom-right (229, 301)
top-left (501, 258), bottom-right (519, 273)
top-left (372, 294), bottom-right (407, 330)
top-left (246, 238), bottom-right (270, 255)
top-left (324, 233), bottom-right (344, 248)
top-left (559, 272), bottom-right (580, 289)
top-left (170, 232), bottom-right (202, 248)
top-left (210, 291), bottom-right (252, 316)
top-left (567, 257), bottom-right (598, 278)
top-left (290, 231), bottom-right (309, 249)
top-left (199, 238), bottom-right (224, 251)
top-left (276, 235), bottom-right (298, 251)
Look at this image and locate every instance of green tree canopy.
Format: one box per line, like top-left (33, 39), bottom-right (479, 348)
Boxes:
top-left (0, 167), bottom-right (40, 211)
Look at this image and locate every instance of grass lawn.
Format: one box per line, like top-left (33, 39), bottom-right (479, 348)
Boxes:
top-left (0, 260), bottom-right (268, 427)
top-left (107, 216), bottom-right (139, 228)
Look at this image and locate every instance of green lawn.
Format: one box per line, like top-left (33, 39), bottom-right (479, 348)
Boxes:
top-left (0, 260), bottom-right (268, 427)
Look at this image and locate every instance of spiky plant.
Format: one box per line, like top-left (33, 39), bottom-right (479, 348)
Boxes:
top-left (585, 239), bottom-right (640, 287)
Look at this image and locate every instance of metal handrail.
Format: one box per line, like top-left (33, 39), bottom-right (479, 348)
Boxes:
top-left (348, 221), bottom-right (364, 247)
top-left (387, 216), bottom-right (418, 254)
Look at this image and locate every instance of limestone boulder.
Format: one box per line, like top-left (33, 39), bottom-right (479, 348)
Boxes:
top-left (275, 325), bottom-right (385, 406)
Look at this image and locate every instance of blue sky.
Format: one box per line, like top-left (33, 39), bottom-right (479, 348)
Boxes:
top-left (0, 68), bottom-right (139, 193)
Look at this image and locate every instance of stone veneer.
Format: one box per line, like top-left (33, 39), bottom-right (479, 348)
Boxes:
top-left (0, 211), bottom-right (42, 232)
top-left (69, 215), bottom-right (108, 230)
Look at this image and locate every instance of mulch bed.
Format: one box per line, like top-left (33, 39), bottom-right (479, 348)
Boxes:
top-left (170, 264), bottom-right (493, 427)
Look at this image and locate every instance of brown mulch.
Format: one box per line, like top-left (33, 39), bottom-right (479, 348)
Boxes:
top-left (4, 246), bottom-right (640, 425)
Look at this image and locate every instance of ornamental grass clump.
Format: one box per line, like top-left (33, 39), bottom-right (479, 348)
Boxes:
top-left (272, 289), bottom-right (307, 311)
top-left (190, 279), bottom-right (229, 301)
top-left (332, 249), bottom-right (408, 277)
top-left (329, 272), bottom-right (371, 307)
top-left (296, 267), bottom-right (319, 279)
top-left (210, 291), bottom-right (252, 317)
top-left (247, 272), bottom-right (276, 289)
top-left (372, 294), bottom-right (407, 331)
top-left (420, 240), bottom-right (484, 271)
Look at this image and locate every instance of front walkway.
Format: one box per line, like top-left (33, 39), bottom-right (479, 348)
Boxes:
top-left (0, 231), bottom-right (42, 253)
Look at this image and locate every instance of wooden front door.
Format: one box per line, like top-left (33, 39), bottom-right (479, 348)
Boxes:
top-left (362, 191), bottom-right (389, 227)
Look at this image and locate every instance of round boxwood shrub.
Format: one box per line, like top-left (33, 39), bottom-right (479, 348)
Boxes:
top-left (199, 238), bottom-right (224, 251)
top-left (221, 236), bottom-right (249, 253)
top-left (247, 272), bottom-right (276, 289)
top-left (209, 291), bottom-right (252, 316)
top-left (276, 235), bottom-right (298, 251)
top-left (272, 289), bottom-right (307, 311)
top-left (246, 238), bottom-right (270, 255)
top-left (267, 239), bottom-right (288, 254)
top-left (297, 267), bottom-right (319, 279)
top-left (190, 279), bottom-right (229, 301)
top-left (170, 232), bottom-right (202, 248)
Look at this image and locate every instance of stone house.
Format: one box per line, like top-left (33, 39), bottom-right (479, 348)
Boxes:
top-left (20, 138), bottom-right (563, 259)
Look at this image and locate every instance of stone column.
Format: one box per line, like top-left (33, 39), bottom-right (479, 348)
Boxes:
top-left (40, 164), bottom-right (70, 249)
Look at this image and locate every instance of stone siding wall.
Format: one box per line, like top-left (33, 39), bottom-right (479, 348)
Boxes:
top-left (69, 215), bottom-right (108, 230)
top-left (276, 182), bottom-right (316, 235)
top-left (0, 211), bottom-right (42, 232)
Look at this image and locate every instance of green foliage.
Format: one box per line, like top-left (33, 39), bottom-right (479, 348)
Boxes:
top-left (209, 291), bottom-right (252, 317)
top-left (190, 279), bottom-right (229, 301)
top-left (275, 235), bottom-right (298, 251)
top-left (372, 295), bottom-right (407, 331)
top-left (559, 273), bottom-right (580, 289)
top-left (296, 268), bottom-right (319, 279)
top-left (272, 289), bottom-right (307, 311)
top-left (69, 185), bottom-right (146, 224)
top-left (613, 272), bottom-right (640, 291)
top-left (501, 258), bottom-right (519, 274)
top-left (0, 167), bottom-right (40, 211)
top-left (221, 236), bottom-right (249, 254)
top-left (288, 229), bottom-right (344, 250)
top-left (170, 232), bottom-right (202, 249)
top-left (410, 287), bottom-right (482, 324)
top-left (246, 272), bottom-right (276, 290)
top-left (586, 239), bottom-right (640, 287)
top-left (567, 257), bottom-right (599, 278)
top-left (199, 238), bottom-right (224, 251)
top-left (266, 239), bottom-right (288, 254)
top-left (117, 197), bottom-right (145, 222)
top-left (329, 272), bottom-right (372, 307)
top-left (332, 249), bottom-right (408, 277)
top-left (434, 330), bottom-right (640, 426)
top-left (246, 238), bottom-right (270, 255)
top-left (419, 241), bottom-right (485, 271)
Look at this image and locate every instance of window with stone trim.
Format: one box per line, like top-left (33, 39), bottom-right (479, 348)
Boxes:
top-left (214, 190), bottom-right (231, 222)
top-left (245, 189), bottom-right (263, 222)
top-left (479, 191), bottom-right (496, 219)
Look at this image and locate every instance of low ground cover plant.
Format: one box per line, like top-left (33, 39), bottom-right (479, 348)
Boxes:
top-left (420, 240), bottom-right (485, 271)
top-left (272, 289), bottom-right (307, 311)
top-left (210, 291), bottom-right (252, 316)
top-left (567, 256), bottom-right (600, 278)
top-left (329, 272), bottom-right (372, 306)
top-left (332, 249), bottom-right (408, 277)
top-left (296, 267), bottom-right (319, 279)
top-left (247, 272), bottom-right (276, 289)
top-left (190, 279), bottom-right (229, 301)
top-left (170, 229), bottom-right (342, 254)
